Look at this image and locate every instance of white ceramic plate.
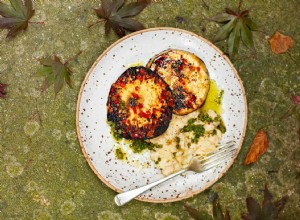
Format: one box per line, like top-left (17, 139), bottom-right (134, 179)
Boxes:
top-left (76, 28), bottom-right (247, 203)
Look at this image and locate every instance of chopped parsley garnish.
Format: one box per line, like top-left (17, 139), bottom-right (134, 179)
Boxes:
top-left (191, 125), bottom-right (205, 143)
top-left (198, 113), bottom-right (213, 122)
top-left (130, 140), bottom-right (162, 153)
top-left (182, 119), bottom-right (205, 143)
top-left (187, 118), bottom-right (197, 125)
top-left (212, 129), bottom-right (217, 135)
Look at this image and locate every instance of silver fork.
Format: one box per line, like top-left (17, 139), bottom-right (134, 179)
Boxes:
top-left (114, 140), bottom-right (236, 206)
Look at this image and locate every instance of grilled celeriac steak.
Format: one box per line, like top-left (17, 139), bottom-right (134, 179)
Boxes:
top-left (147, 49), bottom-right (210, 115)
top-left (107, 66), bottom-right (173, 139)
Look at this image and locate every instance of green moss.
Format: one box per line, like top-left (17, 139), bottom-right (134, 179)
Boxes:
top-left (33, 209), bottom-right (52, 220)
top-left (60, 200), bottom-right (76, 215)
top-left (6, 161), bottom-right (24, 178)
top-left (97, 211), bottom-right (122, 220)
top-left (24, 120), bottom-right (40, 136)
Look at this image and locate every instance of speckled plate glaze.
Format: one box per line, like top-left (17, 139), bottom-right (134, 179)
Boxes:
top-left (76, 27), bottom-right (247, 203)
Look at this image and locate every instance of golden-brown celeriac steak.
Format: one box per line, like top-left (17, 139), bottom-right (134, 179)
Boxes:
top-left (107, 66), bottom-right (173, 139)
top-left (146, 49), bottom-right (210, 115)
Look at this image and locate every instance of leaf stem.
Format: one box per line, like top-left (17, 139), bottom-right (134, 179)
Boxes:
top-left (29, 21), bottom-right (45, 25)
top-left (64, 51), bottom-right (82, 66)
top-left (238, 0), bottom-right (243, 12)
top-left (88, 19), bottom-right (105, 28)
top-left (33, 100), bottom-right (43, 127)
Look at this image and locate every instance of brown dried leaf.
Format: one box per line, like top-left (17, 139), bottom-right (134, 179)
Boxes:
top-left (0, 82), bottom-right (8, 98)
top-left (184, 205), bottom-right (212, 220)
top-left (91, 0), bottom-right (151, 37)
top-left (241, 185), bottom-right (289, 220)
top-left (269, 32), bottom-right (294, 54)
top-left (185, 191), bottom-right (231, 220)
top-left (243, 130), bottom-right (268, 165)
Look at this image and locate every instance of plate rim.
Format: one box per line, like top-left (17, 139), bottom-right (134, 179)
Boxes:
top-left (76, 27), bottom-right (248, 203)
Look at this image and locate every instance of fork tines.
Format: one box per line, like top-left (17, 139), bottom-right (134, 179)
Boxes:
top-left (202, 141), bottom-right (236, 171)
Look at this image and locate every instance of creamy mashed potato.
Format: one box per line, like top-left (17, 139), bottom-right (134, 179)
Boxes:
top-left (149, 109), bottom-right (224, 176)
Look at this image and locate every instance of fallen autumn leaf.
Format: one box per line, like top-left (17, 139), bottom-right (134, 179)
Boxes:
top-left (243, 130), bottom-right (268, 165)
top-left (241, 185), bottom-right (288, 219)
top-left (35, 51), bottom-right (81, 97)
top-left (0, 82), bottom-right (8, 98)
top-left (0, 0), bottom-right (35, 38)
top-left (269, 31), bottom-right (294, 54)
top-left (91, 0), bottom-right (151, 37)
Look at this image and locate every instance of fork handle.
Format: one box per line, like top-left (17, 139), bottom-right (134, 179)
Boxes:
top-left (114, 168), bottom-right (187, 206)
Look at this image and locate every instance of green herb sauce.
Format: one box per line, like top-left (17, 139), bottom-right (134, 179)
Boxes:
top-left (198, 113), bottom-right (213, 122)
top-left (115, 148), bottom-right (126, 160)
top-left (109, 121), bottom-right (163, 155)
top-left (129, 140), bottom-right (162, 153)
top-left (108, 121), bottom-right (123, 141)
top-left (181, 119), bottom-right (205, 143)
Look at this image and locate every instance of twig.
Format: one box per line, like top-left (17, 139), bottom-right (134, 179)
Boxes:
top-left (201, 0), bottom-right (209, 10)
top-left (88, 19), bottom-right (105, 28)
top-left (238, 0), bottom-right (243, 12)
top-left (29, 21), bottom-right (45, 25)
top-left (64, 51), bottom-right (82, 65)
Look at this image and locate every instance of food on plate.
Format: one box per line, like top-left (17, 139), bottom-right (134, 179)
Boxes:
top-left (107, 66), bottom-right (174, 139)
top-left (149, 109), bottom-right (225, 176)
top-left (108, 51), bottom-right (225, 176)
top-left (146, 49), bottom-right (210, 115)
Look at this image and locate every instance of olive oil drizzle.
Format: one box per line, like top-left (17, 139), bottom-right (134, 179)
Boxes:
top-left (200, 79), bottom-right (224, 115)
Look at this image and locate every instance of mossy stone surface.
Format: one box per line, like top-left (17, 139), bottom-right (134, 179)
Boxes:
top-left (0, 0), bottom-right (299, 219)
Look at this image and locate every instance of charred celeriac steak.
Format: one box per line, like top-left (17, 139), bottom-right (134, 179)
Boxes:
top-left (107, 66), bottom-right (174, 139)
top-left (146, 49), bottom-right (210, 115)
